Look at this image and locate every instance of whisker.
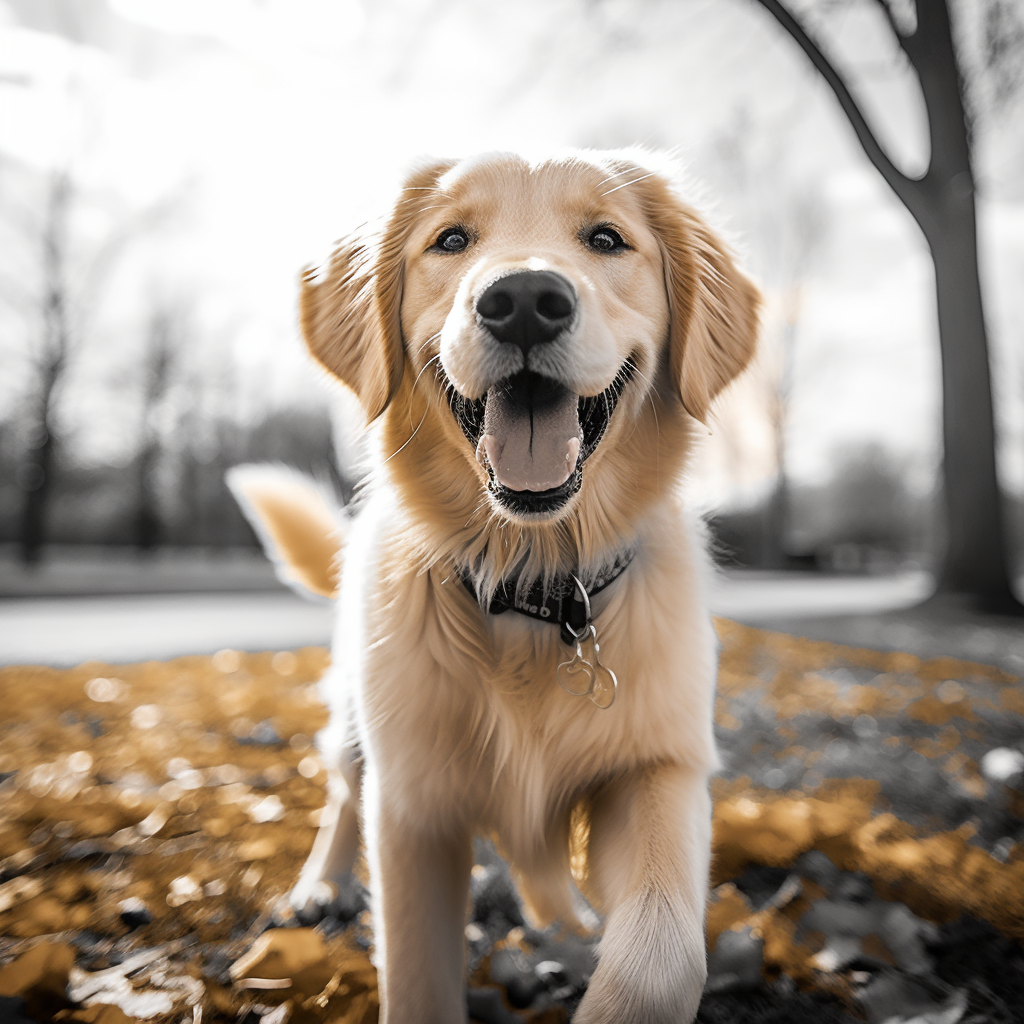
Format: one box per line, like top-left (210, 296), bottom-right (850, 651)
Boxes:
top-left (625, 361), bottom-right (662, 485)
top-left (411, 351), bottom-right (443, 386)
top-left (594, 168), bottom-right (633, 187)
top-left (628, 361), bottom-right (653, 390)
top-left (382, 354), bottom-right (442, 464)
top-left (601, 171), bottom-right (658, 196)
top-left (416, 329), bottom-right (443, 354)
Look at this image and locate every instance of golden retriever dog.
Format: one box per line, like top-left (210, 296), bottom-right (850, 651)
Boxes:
top-left (229, 150), bottom-right (759, 1024)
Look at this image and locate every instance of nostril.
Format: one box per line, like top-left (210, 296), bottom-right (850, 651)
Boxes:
top-left (477, 289), bottom-right (514, 321)
top-left (536, 289), bottom-right (574, 322)
top-left (476, 271), bottom-right (575, 352)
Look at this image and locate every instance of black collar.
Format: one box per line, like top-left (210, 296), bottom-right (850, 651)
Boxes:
top-left (455, 551), bottom-right (635, 645)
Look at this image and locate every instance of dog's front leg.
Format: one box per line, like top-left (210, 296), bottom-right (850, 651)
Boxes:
top-left (365, 770), bottom-right (473, 1024)
top-left (575, 762), bottom-right (712, 1024)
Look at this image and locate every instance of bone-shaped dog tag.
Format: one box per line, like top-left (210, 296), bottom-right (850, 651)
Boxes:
top-left (558, 642), bottom-right (595, 696)
top-left (581, 624), bottom-right (618, 709)
top-left (589, 660), bottom-right (618, 709)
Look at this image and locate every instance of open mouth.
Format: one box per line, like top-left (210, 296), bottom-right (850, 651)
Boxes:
top-left (446, 361), bottom-right (634, 516)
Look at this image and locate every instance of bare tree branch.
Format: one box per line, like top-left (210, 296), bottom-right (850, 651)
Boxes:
top-left (910, 0), bottom-right (973, 184)
top-left (869, 0), bottom-right (923, 63)
top-left (753, 0), bottom-right (933, 221)
top-left (871, 0), bottom-right (902, 38)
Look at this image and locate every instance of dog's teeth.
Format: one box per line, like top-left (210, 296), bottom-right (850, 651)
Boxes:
top-left (475, 435), bottom-right (493, 468)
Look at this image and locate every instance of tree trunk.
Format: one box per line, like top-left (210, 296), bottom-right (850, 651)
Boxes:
top-left (764, 473), bottom-right (790, 568)
top-left (753, 0), bottom-right (1022, 614)
top-left (18, 416), bottom-right (56, 566)
top-left (19, 172), bottom-right (71, 568)
top-left (134, 439), bottom-right (162, 552)
top-left (926, 195), bottom-right (1018, 610)
top-left (18, 357), bottom-right (62, 566)
top-left (764, 306), bottom-right (800, 569)
top-left (134, 314), bottom-right (175, 552)
top-left (911, 0), bottom-right (1021, 612)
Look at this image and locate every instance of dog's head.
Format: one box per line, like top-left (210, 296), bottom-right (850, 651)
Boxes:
top-left (300, 152), bottom-right (759, 567)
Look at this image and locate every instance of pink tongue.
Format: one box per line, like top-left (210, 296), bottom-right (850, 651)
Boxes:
top-left (476, 387), bottom-right (582, 492)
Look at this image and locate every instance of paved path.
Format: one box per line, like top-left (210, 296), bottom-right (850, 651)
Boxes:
top-left (0, 571), bottom-right (937, 667)
top-left (709, 568), bottom-right (931, 621)
top-left (0, 592), bottom-right (336, 666)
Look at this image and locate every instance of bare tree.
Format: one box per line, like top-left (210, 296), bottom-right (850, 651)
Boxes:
top-left (16, 170), bottom-right (73, 565)
top-left (3, 161), bottom-right (179, 564)
top-left (755, 186), bottom-right (826, 568)
top-left (706, 111), bottom-right (827, 567)
top-left (753, 0), bottom-right (1023, 613)
top-left (133, 304), bottom-right (183, 552)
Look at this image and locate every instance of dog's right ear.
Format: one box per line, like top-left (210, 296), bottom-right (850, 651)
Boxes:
top-left (299, 159), bottom-right (456, 423)
top-left (623, 159), bottom-right (761, 423)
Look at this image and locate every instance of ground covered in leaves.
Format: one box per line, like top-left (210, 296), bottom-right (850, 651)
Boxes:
top-left (1, 622), bottom-right (1023, 1024)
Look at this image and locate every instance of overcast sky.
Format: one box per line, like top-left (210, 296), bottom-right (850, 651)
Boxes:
top-left (1, 0), bottom-right (1022, 503)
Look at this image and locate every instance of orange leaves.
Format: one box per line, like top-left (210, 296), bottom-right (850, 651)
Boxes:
top-left (0, 624), bottom-right (1021, 1022)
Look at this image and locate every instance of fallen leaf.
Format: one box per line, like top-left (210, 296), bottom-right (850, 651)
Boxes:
top-left (236, 837), bottom-right (277, 861)
top-left (0, 876), bottom-right (43, 914)
top-left (66, 948), bottom-right (201, 1021)
top-left (55, 1003), bottom-right (138, 1024)
top-left (230, 927), bottom-right (333, 997)
top-left (0, 941), bottom-right (76, 999)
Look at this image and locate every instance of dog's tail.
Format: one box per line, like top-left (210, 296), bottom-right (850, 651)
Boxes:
top-left (226, 464), bottom-right (344, 601)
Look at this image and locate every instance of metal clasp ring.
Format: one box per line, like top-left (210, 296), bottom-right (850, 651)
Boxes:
top-left (567, 573), bottom-right (592, 625)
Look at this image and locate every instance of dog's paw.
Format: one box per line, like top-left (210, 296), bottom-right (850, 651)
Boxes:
top-left (286, 876), bottom-right (367, 926)
top-left (572, 956), bottom-right (705, 1024)
top-left (572, 914), bottom-right (705, 1024)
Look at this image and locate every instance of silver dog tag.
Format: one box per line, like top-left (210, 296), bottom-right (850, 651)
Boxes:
top-left (556, 576), bottom-right (618, 709)
top-left (580, 624), bottom-right (618, 709)
top-left (557, 641), bottom-right (596, 696)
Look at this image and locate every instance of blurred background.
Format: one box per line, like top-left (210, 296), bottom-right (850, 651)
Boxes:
top-left (1, 0), bottom-right (1022, 663)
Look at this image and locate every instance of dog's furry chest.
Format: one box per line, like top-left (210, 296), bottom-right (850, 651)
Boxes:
top-left (330, 496), bottom-right (720, 838)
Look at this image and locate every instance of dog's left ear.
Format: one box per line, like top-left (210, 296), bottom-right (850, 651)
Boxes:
top-left (637, 172), bottom-right (761, 422)
top-left (299, 159), bottom-right (455, 423)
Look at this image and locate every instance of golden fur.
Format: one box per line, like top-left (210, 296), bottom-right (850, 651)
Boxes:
top-left (226, 465), bottom-right (343, 599)
top-left (233, 150), bottom-right (759, 1024)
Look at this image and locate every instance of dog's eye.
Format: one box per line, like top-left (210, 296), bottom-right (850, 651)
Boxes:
top-left (587, 226), bottom-right (626, 253)
top-left (434, 228), bottom-right (470, 253)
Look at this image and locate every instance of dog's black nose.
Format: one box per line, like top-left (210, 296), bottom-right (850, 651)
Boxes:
top-left (476, 270), bottom-right (576, 355)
